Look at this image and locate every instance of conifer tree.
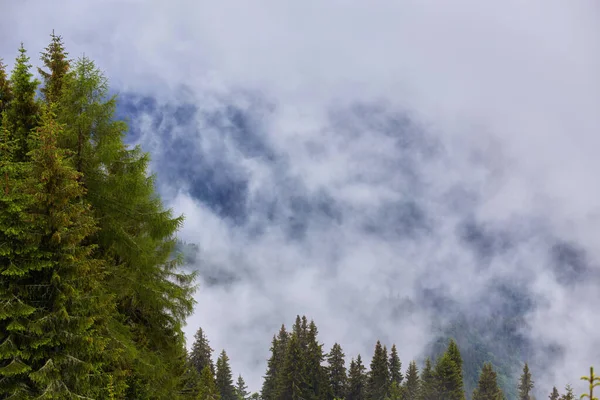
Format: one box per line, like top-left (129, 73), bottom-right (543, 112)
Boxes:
top-left (327, 343), bottom-right (348, 400)
top-left (559, 384), bottom-right (574, 400)
top-left (472, 362), bottom-right (503, 400)
top-left (304, 320), bottom-right (330, 399)
top-left (368, 340), bottom-right (390, 400)
top-left (348, 355), bottom-right (368, 400)
top-left (235, 374), bottom-right (250, 400)
top-left (5, 44), bottom-right (39, 161)
top-left (261, 325), bottom-right (289, 400)
top-left (389, 344), bottom-right (403, 387)
top-left (216, 350), bottom-right (237, 400)
top-left (198, 365), bottom-right (222, 400)
top-left (191, 327), bottom-right (215, 376)
top-left (276, 332), bottom-right (306, 400)
top-left (434, 352), bottom-right (465, 400)
top-left (385, 382), bottom-right (404, 400)
top-left (549, 386), bottom-right (560, 400)
top-left (446, 339), bottom-right (463, 382)
top-left (518, 363), bottom-right (534, 400)
top-left (38, 31), bottom-right (70, 105)
top-left (0, 59), bottom-right (12, 114)
top-left (419, 358), bottom-right (437, 400)
top-left (403, 360), bottom-right (420, 400)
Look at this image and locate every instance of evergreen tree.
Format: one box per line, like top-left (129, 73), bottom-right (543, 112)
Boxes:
top-left (347, 355), bottom-right (368, 400)
top-left (368, 341), bottom-right (390, 400)
top-left (559, 384), bottom-right (574, 400)
top-left (434, 352), bottom-right (465, 400)
top-left (198, 365), bottom-right (221, 400)
top-left (216, 350), bottom-right (237, 400)
top-left (276, 332), bottom-right (306, 400)
top-left (389, 344), bottom-right (403, 387)
top-left (518, 363), bottom-right (534, 400)
top-left (0, 59), bottom-right (12, 114)
top-left (0, 104), bottom-right (114, 398)
top-left (304, 320), bottom-right (330, 399)
top-left (403, 360), bottom-right (420, 400)
top-left (327, 343), bottom-right (348, 400)
top-left (191, 327), bottom-right (215, 376)
top-left (38, 31), bottom-right (70, 105)
top-left (419, 358), bottom-right (436, 400)
top-left (5, 44), bottom-right (39, 161)
top-left (235, 374), bottom-right (250, 400)
top-left (472, 362), bottom-right (503, 400)
top-left (261, 325), bottom-right (289, 400)
top-left (548, 386), bottom-right (560, 400)
top-left (446, 339), bottom-right (463, 382)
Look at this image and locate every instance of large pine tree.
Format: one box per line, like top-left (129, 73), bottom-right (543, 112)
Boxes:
top-left (304, 320), bottom-right (330, 400)
top-left (216, 350), bottom-right (237, 400)
top-left (472, 362), bottom-right (504, 400)
top-left (261, 324), bottom-right (289, 400)
top-left (347, 355), bottom-right (368, 400)
top-left (191, 327), bottom-right (215, 376)
top-left (518, 363), bottom-right (534, 400)
top-left (403, 360), bottom-right (420, 400)
top-left (198, 365), bottom-right (221, 400)
top-left (235, 374), bottom-right (250, 400)
top-left (327, 342), bottom-right (348, 399)
top-left (419, 358), bottom-right (437, 400)
top-left (368, 340), bottom-right (390, 400)
top-left (38, 31), bottom-right (70, 105)
top-left (389, 344), bottom-right (403, 388)
top-left (434, 352), bottom-right (465, 400)
top-left (276, 331), bottom-right (306, 400)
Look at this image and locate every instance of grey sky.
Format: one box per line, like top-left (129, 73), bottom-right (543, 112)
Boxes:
top-left (2, 0), bottom-right (599, 395)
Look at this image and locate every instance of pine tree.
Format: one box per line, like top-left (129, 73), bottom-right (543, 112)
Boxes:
top-left (0, 104), bottom-right (114, 398)
top-left (235, 374), bottom-right (250, 400)
top-left (348, 355), bottom-right (368, 400)
top-left (559, 384), bottom-right (574, 400)
top-left (327, 343), bottom-right (348, 399)
top-left (216, 350), bottom-right (237, 400)
top-left (403, 360), bottom-right (420, 400)
top-left (472, 363), bottom-right (503, 400)
top-left (389, 344), bottom-right (403, 387)
top-left (0, 59), bottom-right (12, 114)
top-left (261, 325), bottom-right (289, 400)
top-left (276, 332), bottom-right (306, 400)
top-left (549, 386), bottom-right (560, 400)
top-left (368, 340), bottom-right (390, 400)
top-left (419, 358), bottom-right (436, 400)
top-left (304, 320), bottom-right (330, 399)
top-left (198, 365), bottom-right (222, 400)
top-left (434, 352), bottom-right (465, 400)
top-left (446, 339), bottom-right (463, 382)
top-left (5, 44), bottom-right (39, 161)
top-left (191, 327), bottom-right (215, 376)
top-left (518, 363), bottom-right (534, 400)
top-left (38, 31), bottom-right (70, 105)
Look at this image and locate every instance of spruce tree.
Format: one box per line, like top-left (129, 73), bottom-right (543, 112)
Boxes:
top-left (347, 355), bottom-right (368, 400)
top-left (559, 384), bottom-right (574, 400)
top-left (261, 325), bottom-right (289, 400)
top-left (5, 44), bottom-right (39, 161)
top-left (191, 327), bottom-right (215, 376)
top-left (216, 350), bottom-right (237, 400)
top-left (472, 362), bottom-right (503, 400)
top-left (304, 320), bottom-right (330, 399)
top-left (0, 59), bottom-right (12, 114)
top-left (403, 360), bottom-right (420, 400)
top-left (518, 363), bottom-right (534, 400)
top-left (38, 31), bottom-right (70, 105)
top-left (198, 365), bottom-right (221, 400)
top-left (549, 386), bottom-right (560, 400)
top-left (434, 352), bottom-right (465, 400)
top-left (276, 332), bottom-right (306, 400)
top-left (419, 358), bottom-right (437, 400)
top-left (389, 344), bottom-right (403, 387)
top-left (235, 374), bottom-right (250, 400)
top-left (368, 340), bottom-right (390, 400)
top-left (327, 343), bottom-right (348, 399)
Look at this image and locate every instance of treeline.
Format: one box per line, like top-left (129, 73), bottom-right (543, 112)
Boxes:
top-left (188, 315), bottom-right (591, 400)
top-left (0, 34), bottom-right (196, 398)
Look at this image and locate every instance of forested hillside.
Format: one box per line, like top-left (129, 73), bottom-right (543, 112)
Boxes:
top-left (0, 34), bottom-right (597, 400)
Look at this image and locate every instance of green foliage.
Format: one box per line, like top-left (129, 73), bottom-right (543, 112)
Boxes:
top-left (216, 350), bottom-right (237, 400)
top-left (327, 342), bottom-right (348, 399)
top-left (38, 31), bottom-right (70, 105)
top-left (472, 362), bottom-right (504, 400)
top-left (419, 358), bottom-right (436, 400)
top-left (198, 365), bottom-right (221, 400)
top-left (518, 363), bottom-right (534, 400)
top-left (368, 340), bottom-right (390, 400)
top-left (434, 351), bottom-right (465, 400)
top-left (347, 355), bottom-right (368, 400)
top-left (235, 374), bottom-right (250, 400)
top-left (0, 59), bottom-right (12, 114)
top-left (261, 325), bottom-right (288, 400)
top-left (389, 344), bottom-right (403, 387)
top-left (580, 366), bottom-right (600, 400)
top-left (276, 331), bottom-right (306, 400)
top-left (403, 360), bottom-right (420, 400)
top-left (560, 384), bottom-right (574, 400)
top-left (191, 327), bottom-right (215, 377)
top-left (548, 386), bottom-right (560, 400)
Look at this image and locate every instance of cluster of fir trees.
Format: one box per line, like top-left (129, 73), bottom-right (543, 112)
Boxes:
top-left (188, 315), bottom-right (592, 400)
top-left (0, 34), bottom-right (197, 398)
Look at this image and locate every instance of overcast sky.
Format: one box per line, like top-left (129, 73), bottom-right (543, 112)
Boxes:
top-left (2, 0), bottom-right (600, 395)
